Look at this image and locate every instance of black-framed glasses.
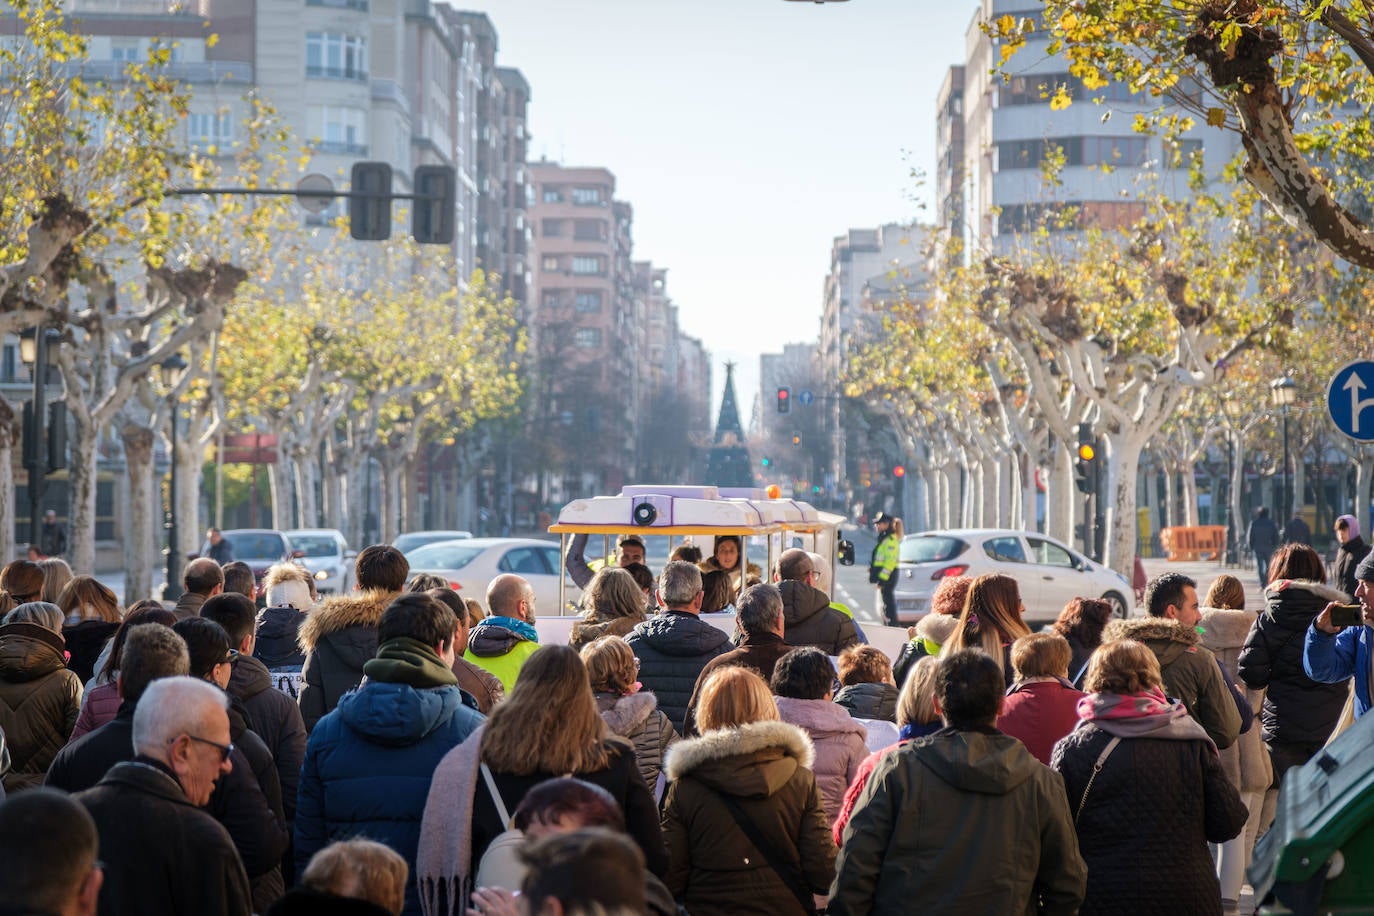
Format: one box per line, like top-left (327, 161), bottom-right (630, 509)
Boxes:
top-left (182, 734), bottom-right (235, 763)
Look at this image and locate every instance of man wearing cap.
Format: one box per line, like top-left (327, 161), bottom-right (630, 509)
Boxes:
top-left (868, 514), bottom-right (901, 627)
top-left (1306, 547), bottom-right (1374, 722)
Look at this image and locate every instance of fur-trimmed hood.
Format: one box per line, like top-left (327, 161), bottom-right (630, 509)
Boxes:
top-left (1264, 579), bottom-right (1350, 606)
top-left (297, 589), bottom-right (399, 652)
top-left (1199, 607), bottom-right (1258, 653)
top-left (665, 719), bottom-right (815, 798)
top-left (1104, 616), bottom-right (1198, 647)
top-left (916, 612), bottom-right (960, 647)
top-left (595, 690), bottom-right (659, 737)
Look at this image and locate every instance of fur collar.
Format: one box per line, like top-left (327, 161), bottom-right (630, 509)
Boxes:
top-left (665, 719), bottom-right (814, 780)
top-left (297, 589), bottom-right (399, 651)
top-left (1199, 607), bottom-right (1258, 651)
top-left (596, 691), bottom-right (658, 736)
top-left (1104, 616), bottom-right (1198, 647)
top-left (916, 613), bottom-right (960, 645)
top-left (1264, 579), bottom-right (1351, 604)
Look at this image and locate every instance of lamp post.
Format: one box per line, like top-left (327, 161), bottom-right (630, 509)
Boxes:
top-left (1270, 372), bottom-right (1297, 526)
top-left (160, 353), bottom-right (189, 601)
top-left (19, 326), bottom-right (59, 547)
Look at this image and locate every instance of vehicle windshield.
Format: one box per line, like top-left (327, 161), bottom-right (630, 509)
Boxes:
top-left (900, 536), bottom-right (966, 564)
top-left (224, 533), bottom-right (288, 560)
top-left (405, 543), bottom-right (484, 570)
top-left (289, 535), bottom-right (339, 558)
top-left (394, 532), bottom-right (472, 554)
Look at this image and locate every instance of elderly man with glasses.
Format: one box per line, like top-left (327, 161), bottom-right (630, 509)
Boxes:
top-left (75, 676), bottom-right (252, 916)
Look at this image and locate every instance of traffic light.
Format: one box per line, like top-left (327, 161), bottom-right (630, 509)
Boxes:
top-left (791, 433), bottom-right (801, 446)
top-left (1074, 422), bottom-right (1097, 494)
top-left (412, 165), bottom-right (456, 244)
top-left (776, 387), bottom-right (791, 414)
top-left (349, 161), bottom-right (393, 240)
top-left (893, 465), bottom-right (906, 478)
top-left (760, 456), bottom-right (771, 467)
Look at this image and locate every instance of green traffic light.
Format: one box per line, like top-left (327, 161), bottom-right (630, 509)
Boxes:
top-left (761, 457), bottom-right (771, 467)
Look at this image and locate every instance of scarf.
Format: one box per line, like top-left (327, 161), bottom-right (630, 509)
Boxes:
top-left (417, 724), bottom-right (486, 916)
top-left (362, 638), bottom-right (459, 689)
top-left (1075, 688), bottom-right (1216, 748)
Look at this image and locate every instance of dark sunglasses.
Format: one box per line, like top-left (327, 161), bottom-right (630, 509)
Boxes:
top-left (184, 734), bottom-right (235, 763)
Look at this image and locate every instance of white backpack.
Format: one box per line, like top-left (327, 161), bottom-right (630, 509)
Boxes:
top-left (474, 763), bottom-right (527, 890)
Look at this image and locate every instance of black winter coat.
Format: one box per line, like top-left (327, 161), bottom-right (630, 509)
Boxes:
top-left (61, 619), bottom-right (118, 684)
top-left (1238, 579), bottom-right (1351, 747)
top-left (1334, 538), bottom-right (1370, 605)
top-left (297, 590), bottom-right (397, 731)
top-left (77, 758), bottom-right (252, 916)
top-left (1051, 726), bottom-right (1247, 916)
top-left (254, 606), bottom-right (308, 670)
top-left (626, 611), bottom-right (732, 734)
top-left (223, 697), bottom-right (289, 908)
top-left (229, 654), bottom-right (307, 822)
top-left (834, 682), bottom-right (898, 722)
top-left (778, 580), bottom-right (860, 656)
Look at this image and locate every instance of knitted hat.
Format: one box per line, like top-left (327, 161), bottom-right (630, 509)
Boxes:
top-left (1355, 548), bottom-right (1374, 584)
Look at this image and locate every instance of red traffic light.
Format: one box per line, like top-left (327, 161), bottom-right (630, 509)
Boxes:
top-left (893, 465), bottom-right (906, 477)
top-left (778, 388), bottom-right (789, 400)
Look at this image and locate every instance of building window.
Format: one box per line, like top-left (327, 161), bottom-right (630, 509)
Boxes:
top-left (541, 255), bottom-right (560, 272)
top-left (1165, 138), bottom-right (1203, 168)
top-left (305, 32), bottom-right (368, 81)
top-left (573, 219), bottom-right (606, 241)
top-left (997, 136), bottom-right (1149, 171)
top-left (571, 186), bottom-right (603, 206)
top-left (570, 256), bottom-right (603, 275)
top-left (306, 105), bottom-right (368, 155)
top-left (187, 112), bottom-right (233, 149)
top-left (574, 291), bottom-right (602, 312)
top-left (541, 290), bottom-right (562, 308)
top-left (541, 219), bottom-right (563, 236)
top-left (542, 186), bottom-right (563, 203)
top-left (575, 328), bottom-right (602, 348)
top-left (111, 39), bottom-right (141, 62)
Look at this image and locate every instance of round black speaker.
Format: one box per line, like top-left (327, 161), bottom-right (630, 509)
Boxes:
top-left (632, 502), bottom-right (658, 526)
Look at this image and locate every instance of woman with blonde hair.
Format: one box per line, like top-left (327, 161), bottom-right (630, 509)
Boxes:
top-left (38, 557), bottom-right (73, 605)
top-left (581, 635), bottom-right (679, 794)
top-left (831, 654), bottom-right (941, 844)
top-left (569, 567), bottom-right (648, 650)
top-left (942, 573), bottom-right (1032, 685)
top-left (57, 576), bottom-right (123, 684)
top-left (271, 838), bottom-right (409, 916)
top-left (1052, 640), bottom-right (1247, 916)
top-left (416, 645), bottom-right (666, 916)
top-left (661, 666), bottom-right (835, 915)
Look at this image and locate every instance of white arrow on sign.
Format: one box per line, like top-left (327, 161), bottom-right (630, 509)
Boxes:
top-left (1344, 372), bottom-right (1374, 433)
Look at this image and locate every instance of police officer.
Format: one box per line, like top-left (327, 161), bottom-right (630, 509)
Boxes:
top-left (869, 513), bottom-right (902, 626)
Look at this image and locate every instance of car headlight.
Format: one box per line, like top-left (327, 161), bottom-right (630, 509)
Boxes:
top-left (314, 569), bottom-right (329, 581)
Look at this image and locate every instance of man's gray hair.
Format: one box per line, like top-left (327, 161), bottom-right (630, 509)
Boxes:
top-left (132, 676), bottom-right (229, 759)
top-left (737, 584), bottom-right (783, 636)
top-left (660, 561), bottom-right (704, 607)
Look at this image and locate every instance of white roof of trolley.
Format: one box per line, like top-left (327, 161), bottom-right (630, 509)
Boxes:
top-left (549, 485), bottom-right (827, 536)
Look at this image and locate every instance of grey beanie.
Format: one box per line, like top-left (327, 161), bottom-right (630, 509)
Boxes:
top-left (1355, 548), bottom-right (1374, 583)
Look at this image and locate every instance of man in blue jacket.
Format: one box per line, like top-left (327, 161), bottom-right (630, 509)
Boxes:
top-left (1305, 548), bottom-right (1374, 722)
top-left (295, 593), bottom-right (484, 916)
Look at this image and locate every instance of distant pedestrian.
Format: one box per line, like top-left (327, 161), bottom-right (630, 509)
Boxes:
top-left (0, 602), bottom-right (81, 791)
top-left (868, 513), bottom-right (902, 626)
top-left (831, 650), bottom-right (1086, 915)
top-left (997, 632), bottom-right (1086, 766)
top-left (1282, 512), bottom-right (1312, 547)
top-left (1333, 514), bottom-right (1369, 601)
top-left (40, 509), bottom-right (67, 559)
top-left (942, 573), bottom-right (1032, 686)
top-left (1052, 639), bottom-right (1247, 916)
top-left (0, 787), bottom-right (103, 916)
top-left (1247, 507), bottom-right (1280, 585)
top-left (77, 677), bottom-right (252, 916)
top-left (1051, 596), bottom-right (1114, 684)
top-left (206, 527), bottom-right (235, 564)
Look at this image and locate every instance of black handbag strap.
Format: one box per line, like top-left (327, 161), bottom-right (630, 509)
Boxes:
top-left (717, 792), bottom-right (817, 915)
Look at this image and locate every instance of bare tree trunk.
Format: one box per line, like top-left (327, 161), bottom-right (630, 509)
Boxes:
top-left (67, 420), bottom-right (99, 575)
top-left (1181, 459), bottom-right (1200, 527)
top-left (0, 401), bottom-right (16, 564)
top-left (1293, 448), bottom-right (1307, 514)
top-left (981, 456), bottom-right (998, 528)
top-left (174, 442), bottom-right (201, 565)
top-left (381, 458), bottom-right (403, 543)
top-left (1163, 466), bottom-right (1178, 530)
top-left (121, 425), bottom-right (155, 604)
top-left (1049, 444), bottom-right (1075, 543)
top-left (268, 449), bottom-right (292, 531)
top-left (1105, 432), bottom-right (1149, 577)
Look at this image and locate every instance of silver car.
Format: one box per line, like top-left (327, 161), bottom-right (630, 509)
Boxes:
top-left (891, 528), bottom-right (1134, 625)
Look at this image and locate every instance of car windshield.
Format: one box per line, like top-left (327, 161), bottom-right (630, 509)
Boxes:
top-left (289, 535), bottom-right (339, 558)
top-left (394, 532), bottom-right (472, 554)
top-left (900, 536), bottom-right (966, 564)
top-left (406, 543), bottom-right (484, 570)
top-left (224, 533), bottom-right (287, 559)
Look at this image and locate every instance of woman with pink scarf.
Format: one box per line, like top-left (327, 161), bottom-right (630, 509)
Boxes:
top-left (1051, 639), bottom-right (1248, 916)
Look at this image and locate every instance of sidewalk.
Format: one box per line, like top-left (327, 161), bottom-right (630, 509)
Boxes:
top-left (1139, 556), bottom-right (1268, 612)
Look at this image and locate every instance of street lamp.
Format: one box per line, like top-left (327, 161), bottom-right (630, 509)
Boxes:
top-left (160, 352), bottom-right (189, 601)
top-left (20, 326), bottom-right (61, 547)
top-left (1270, 372), bottom-right (1297, 525)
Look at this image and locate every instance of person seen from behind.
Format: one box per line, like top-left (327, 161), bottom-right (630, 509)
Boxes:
top-left (267, 839), bottom-right (408, 916)
top-left (0, 602), bottom-right (81, 791)
top-left (941, 572), bottom-right (1032, 686)
top-left (582, 635), bottom-right (679, 797)
top-left (0, 560), bottom-right (46, 616)
top-left (67, 604), bottom-right (177, 739)
top-left (996, 632), bottom-right (1086, 766)
top-left (1051, 639), bottom-right (1248, 916)
top-left (770, 646), bottom-right (867, 825)
top-left (463, 573), bottom-right (541, 691)
top-left (1051, 596), bottom-right (1114, 685)
top-left (569, 567), bottom-right (648, 650)
top-left (683, 582), bottom-right (791, 736)
top-left (0, 787), bottom-right (103, 916)
top-left (834, 645), bottom-right (900, 750)
top-left (891, 573), bottom-right (968, 686)
top-left (425, 587), bottom-right (504, 714)
top-left (867, 513), bottom-right (902, 627)
top-left (56, 576), bottom-right (122, 685)
top-left (38, 556), bottom-right (73, 605)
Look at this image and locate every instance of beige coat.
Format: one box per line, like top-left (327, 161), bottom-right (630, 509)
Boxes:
top-left (1200, 607), bottom-right (1273, 793)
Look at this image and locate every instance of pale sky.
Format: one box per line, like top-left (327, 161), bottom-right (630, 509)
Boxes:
top-left (486, 0), bottom-right (978, 423)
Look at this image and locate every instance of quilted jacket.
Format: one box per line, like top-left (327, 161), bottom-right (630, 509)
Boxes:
top-left (0, 622), bottom-right (81, 791)
top-left (627, 611), bottom-right (732, 734)
top-left (595, 690), bottom-right (679, 792)
top-left (297, 589), bottom-right (399, 731)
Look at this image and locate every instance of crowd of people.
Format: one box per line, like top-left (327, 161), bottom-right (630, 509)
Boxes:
top-left (0, 517), bottom-right (1370, 916)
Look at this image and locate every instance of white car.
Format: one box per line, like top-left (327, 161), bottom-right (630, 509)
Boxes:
top-left (891, 528), bottom-right (1134, 625)
top-left (404, 537), bottom-right (582, 615)
top-left (285, 529), bottom-right (354, 595)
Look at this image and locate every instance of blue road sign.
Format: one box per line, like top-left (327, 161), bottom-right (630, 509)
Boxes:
top-left (798, 389), bottom-right (815, 406)
top-left (1327, 360), bottom-right (1374, 442)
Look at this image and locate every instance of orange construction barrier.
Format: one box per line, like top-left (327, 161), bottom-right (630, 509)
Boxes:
top-left (1159, 525), bottom-right (1228, 562)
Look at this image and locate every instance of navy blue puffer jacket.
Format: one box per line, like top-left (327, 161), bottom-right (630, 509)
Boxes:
top-left (294, 681), bottom-right (483, 916)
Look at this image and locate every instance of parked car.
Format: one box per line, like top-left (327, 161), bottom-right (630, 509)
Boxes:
top-left (890, 528), bottom-right (1134, 625)
top-left (200, 528), bottom-right (294, 593)
top-left (285, 529), bottom-right (354, 595)
top-left (403, 537), bottom-right (581, 614)
top-left (392, 530), bottom-right (474, 556)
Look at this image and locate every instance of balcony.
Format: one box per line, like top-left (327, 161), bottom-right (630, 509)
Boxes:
top-left (312, 140), bottom-right (368, 156)
top-left (306, 0), bottom-right (368, 8)
top-left (73, 60), bottom-right (254, 85)
top-left (306, 65), bottom-right (368, 83)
